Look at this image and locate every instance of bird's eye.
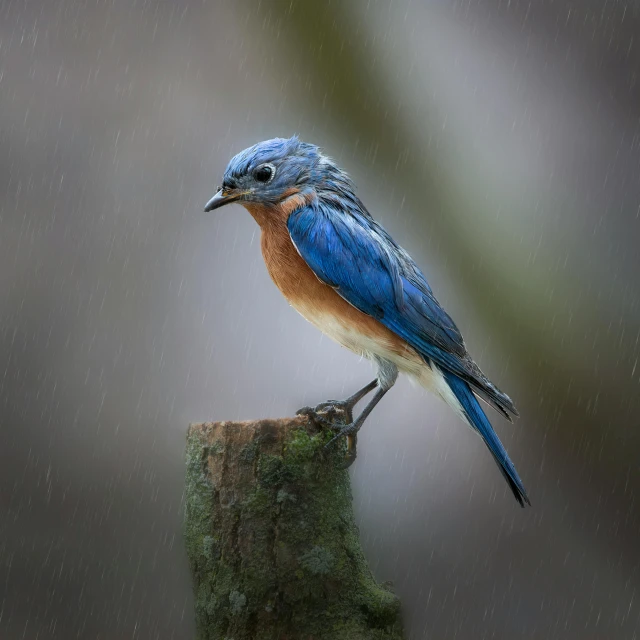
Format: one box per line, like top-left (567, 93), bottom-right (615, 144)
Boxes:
top-left (253, 164), bottom-right (275, 183)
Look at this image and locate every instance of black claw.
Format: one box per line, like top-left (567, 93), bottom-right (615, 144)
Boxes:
top-left (296, 400), bottom-right (352, 428)
top-left (297, 381), bottom-right (381, 469)
top-left (296, 407), bottom-right (334, 429)
top-left (342, 434), bottom-right (358, 468)
top-left (323, 423), bottom-right (361, 468)
top-left (297, 401), bottom-right (360, 467)
top-left (314, 399), bottom-right (349, 413)
top-left (324, 422), bottom-right (358, 448)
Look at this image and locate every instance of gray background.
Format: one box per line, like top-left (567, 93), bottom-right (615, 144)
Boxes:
top-left (1, 1), bottom-right (639, 638)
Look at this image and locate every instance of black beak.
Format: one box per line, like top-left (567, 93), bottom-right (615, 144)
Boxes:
top-left (204, 189), bottom-right (244, 212)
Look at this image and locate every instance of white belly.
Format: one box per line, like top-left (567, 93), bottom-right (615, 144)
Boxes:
top-left (293, 303), bottom-right (467, 421)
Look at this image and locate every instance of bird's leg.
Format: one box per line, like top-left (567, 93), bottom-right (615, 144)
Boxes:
top-left (326, 358), bottom-right (398, 467)
top-left (312, 378), bottom-right (379, 416)
top-left (298, 360), bottom-right (397, 467)
top-left (296, 379), bottom-right (378, 427)
top-left (325, 386), bottom-right (390, 467)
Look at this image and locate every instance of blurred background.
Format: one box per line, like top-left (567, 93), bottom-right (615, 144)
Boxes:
top-left (1, 0), bottom-right (639, 638)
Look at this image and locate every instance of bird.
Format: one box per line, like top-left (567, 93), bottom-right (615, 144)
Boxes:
top-left (204, 136), bottom-right (530, 507)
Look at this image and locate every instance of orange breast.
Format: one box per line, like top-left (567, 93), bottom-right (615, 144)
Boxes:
top-left (244, 201), bottom-right (419, 363)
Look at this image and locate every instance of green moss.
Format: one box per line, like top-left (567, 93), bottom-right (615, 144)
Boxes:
top-left (202, 535), bottom-right (220, 562)
top-left (256, 454), bottom-right (285, 487)
top-left (284, 427), bottom-right (322, 460)
top-left (185, 423), bottom-right (404, 639)
top-left (299, 545), bottom-right (333, 575)
top-left (358, 581), bottom-right (402, 629)
top-left (184, 430), bottom-right (215, 568)
top-left (205, 441), bottom-right (224, 456)
top-left (276, 489), bottom-right (296, 504)
top-left (239, 439), bottom-right (260, 463)
top-left (229, 590), bottom-right (247, 615)
top-left (243, 485), bottom-right (273, 516)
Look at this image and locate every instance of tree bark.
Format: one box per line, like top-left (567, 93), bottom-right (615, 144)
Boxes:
top-left (184, 415), bottom-right (404, 640)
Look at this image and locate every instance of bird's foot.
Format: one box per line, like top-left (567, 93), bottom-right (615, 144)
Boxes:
top-left (296, 400), bottom-right (353, 429)
top-left (324, 422), bottom-right (360, 468)
top-left (296, 401), bottom-right (357, 468)
top-left (324, 421), bottom-right (359, 446)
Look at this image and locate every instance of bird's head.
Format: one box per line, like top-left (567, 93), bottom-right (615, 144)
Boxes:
top-left (204, 136), bottom-right (353, 214)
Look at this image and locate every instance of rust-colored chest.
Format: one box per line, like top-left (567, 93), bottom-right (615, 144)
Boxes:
top-left (246, 200), bottom-right (362, 327)
top-left (243, 199), bottom-right (329, 310)
top-left (258, 215), bottom-right (332, 312)
top-left (243, 201), bottom-right (414, 362)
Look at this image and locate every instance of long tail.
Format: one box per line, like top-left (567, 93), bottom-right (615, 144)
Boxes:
top-left (441, 369), bottom-right (530, 507)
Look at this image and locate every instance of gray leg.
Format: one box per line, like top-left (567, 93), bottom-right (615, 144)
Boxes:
top-left (309, 379), bottom-right (378, 414)
top-left (325, 386), bottom-right (390, 446)
top-left (326, 357), bottom-right (398, 466)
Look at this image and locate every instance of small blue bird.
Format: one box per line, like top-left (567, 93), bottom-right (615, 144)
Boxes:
top-left (205, 136), bottom-right (530, 507)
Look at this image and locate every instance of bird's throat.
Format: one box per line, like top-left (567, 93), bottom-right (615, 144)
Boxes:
top-left (243, 189), bottom-right (314, 230)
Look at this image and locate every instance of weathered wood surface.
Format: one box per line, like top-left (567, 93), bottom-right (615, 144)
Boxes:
top-left (184, 416), bottom-right (404, 639)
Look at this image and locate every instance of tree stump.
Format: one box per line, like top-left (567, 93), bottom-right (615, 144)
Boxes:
top-left (184, 415), bottom-right (404, 639)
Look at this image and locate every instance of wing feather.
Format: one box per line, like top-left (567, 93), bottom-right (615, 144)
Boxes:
top-left (287, 202), bottom-right (518, 418)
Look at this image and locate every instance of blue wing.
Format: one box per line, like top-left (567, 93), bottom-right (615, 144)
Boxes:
top-left (287, 202), bottom-right (517, 418)
top-left (288, 202), bottom-right (529, 506)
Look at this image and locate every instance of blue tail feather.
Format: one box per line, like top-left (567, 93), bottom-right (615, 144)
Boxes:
top-left (442, 369), bottom-right (530, 507)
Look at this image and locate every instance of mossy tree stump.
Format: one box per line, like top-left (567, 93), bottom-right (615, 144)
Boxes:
top-left (185, 416), bottom-right (404, 639)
